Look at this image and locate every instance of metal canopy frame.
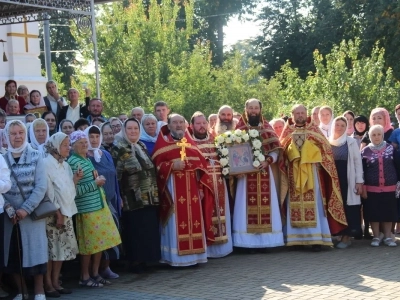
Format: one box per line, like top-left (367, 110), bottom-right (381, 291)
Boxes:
top-left (0, 0), bottom-right (101, 97)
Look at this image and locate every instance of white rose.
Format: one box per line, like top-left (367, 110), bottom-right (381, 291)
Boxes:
top-left (220, 148), bottom-right (229, 156)
top-left (253, 150), bottom-right (261, 157)
top-left (242, 134), bottom-right (250, 141)
top-left (220, 158), bottom-right (228, 166)
top-left (249, 129), bottom-right (259, 138)
top-left (222, 168), bottom-right (229, 176)
top-left (258, 154), bottom-right (265, 162)
top-left (234, 129), bottom-right (242, 136)
top-left (235, 136), bottom-right (243, 143)
top-left (253, 160), bottom-right (261, 168)
top-left (216, 135), bottom-right (225, 144)
top-left (252, 140), bottom-right (262, 149)
top-left (225, 137), bottom-right (232, 144)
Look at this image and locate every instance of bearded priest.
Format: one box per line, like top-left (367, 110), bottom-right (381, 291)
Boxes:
top-left (152, 114), bottom-right (214, 266)
top-left (233, 99), bottom-right (287, 251)
top-left (189, 111), bottom-right (233, 258)
top-left (280, 104), bottom-right (347, 251)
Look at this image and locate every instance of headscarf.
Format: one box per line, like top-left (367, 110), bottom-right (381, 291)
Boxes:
top-left (69, 130), bottom-right (87, 145)
top-left (117, 118), bottom-right (153, 168)
top-left (343, 110), bottom-right (355, 135)
top-left (329, 117), bottom-right (348, 147)
top-left (370, 108), bottom-right (392, 133)
top-left (29, 118), bottom-right (49, 154)
top-left (140, 114), bottom-right (161, 143)
top-left (24, 91), bottom-right (46, 110)
top-left (4, 119), bottom-right (28, 153)
top-left (45, 132), bottom-right (69, 163)
top-left (58, 119), bottom-right (74, 135)
top-left (318, 106), bottom-right (334, 138)
top-left (353, 115), bottom-right (369, 136)
top-left (84, 125), bottom-right (102, 163)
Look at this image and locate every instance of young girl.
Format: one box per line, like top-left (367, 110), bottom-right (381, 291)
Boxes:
top-left (24, 90), bottom-right (48, 115)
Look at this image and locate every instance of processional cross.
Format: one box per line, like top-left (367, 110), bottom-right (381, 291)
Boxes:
top-left (177, 137), bottom-right (191, 161)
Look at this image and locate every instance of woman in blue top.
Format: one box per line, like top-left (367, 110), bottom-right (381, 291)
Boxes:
top-left (139, 114), bottom-right (161, 156)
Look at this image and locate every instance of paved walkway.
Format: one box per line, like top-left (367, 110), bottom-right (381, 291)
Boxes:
top-left (7, 238), bottom-right (400, 300)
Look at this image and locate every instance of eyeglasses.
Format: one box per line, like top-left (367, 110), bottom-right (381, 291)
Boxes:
top-left (111, 124), bottom-right (121, 129)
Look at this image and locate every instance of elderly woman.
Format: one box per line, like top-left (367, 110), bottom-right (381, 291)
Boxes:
top-left (361, 125), bottom-right (399, 247)
top-left (343, 110), bottom-right (355, 136)
top-left (109, 117), bottom-right (122, 134)
top-left (329, 117), bottom-right (364, 248)
top-left (139, 114), bottom-right (161, 156)
top-left (269, 118), bottom-right (285, 138)
top-left (100, 122), bottom-right (115, 153)
top-left (351, 115), bottom-right (369, 148)
top-left (67, 131), bottom-right (121, 287)
top-left (84, 125), bottom-right (122, 279)
top-left (59, 119), bottom-right (74, 136)
top-left (29, 118), bottom-right (50, 156)
top-left (0, 153), bottom-right (11, 298)
top-left (360, 108), bottom-right (393, 150)
top-left (318, 105), bottom-right (334, 138)
top-left (111, 118), bottom-right (160, 273)
top-left (17, 85), bottom-right (29, 103)
top-left (42, 111), bottom-right (58, 136)
top-left (43, 133), bottom-right (79, 297)
top-left (2, 120), bottom-right (47, 300)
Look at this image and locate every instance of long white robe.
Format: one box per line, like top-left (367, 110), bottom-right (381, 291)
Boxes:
top-left (232, 164), bottom-right (284, 248)
top-left (160, 175), bottom-right (208, 266)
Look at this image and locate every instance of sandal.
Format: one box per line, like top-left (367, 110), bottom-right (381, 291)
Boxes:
top-left (371, 238), bottom-right (380, 247)
top-left (383, 238), bottom-right (397, 247)
top-left (92, 275), bottom-right (111, 285)
top-left (79, 278), bottom-right (103, 288)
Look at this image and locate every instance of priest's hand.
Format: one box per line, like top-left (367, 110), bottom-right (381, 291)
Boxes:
top-left (173, 160), bottom-right (185, 171)
top-left (199, 190), bottom-right (204, 201)
top-left (258, 161), bottom-right (269, 170)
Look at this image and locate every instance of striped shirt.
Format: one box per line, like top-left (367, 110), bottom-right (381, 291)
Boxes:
top-left (67, 154), bottom-right (104, 213)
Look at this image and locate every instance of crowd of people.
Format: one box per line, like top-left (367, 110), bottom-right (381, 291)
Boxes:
top-left (0, 78), bottom-right (399, 300)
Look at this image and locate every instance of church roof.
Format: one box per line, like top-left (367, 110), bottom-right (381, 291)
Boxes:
top-left (0, 0), bottom-right (114, 25)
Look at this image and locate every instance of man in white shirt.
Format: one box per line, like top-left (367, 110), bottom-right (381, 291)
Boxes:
top-left (58, 88), bottom-right (90, 126)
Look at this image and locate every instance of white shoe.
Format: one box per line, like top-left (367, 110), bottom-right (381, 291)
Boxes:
top-left (383, 238), bottom-right (397, 247)
top-left (34, 294), bottom-right (46, 300)
top-left (13, 294), bottom-right (29, 300)
top-left (371, 238), bottom-right (380, 247)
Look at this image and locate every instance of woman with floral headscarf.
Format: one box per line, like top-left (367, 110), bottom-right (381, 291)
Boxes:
top-left (111, 118), bottom-right (160, 273)
top-left (67, 131), bottom-right (121, 287)
top-left (2, 120), bottom-right (47, 300)
top-left (43, 132), bottom-right (79, 297)
top-left (360, 108), bottom-right (393, 150)
top-left (84, 125), bottom-right (122, 280)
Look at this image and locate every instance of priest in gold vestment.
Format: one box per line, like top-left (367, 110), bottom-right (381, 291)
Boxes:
top-left (189, 112), bottom-right (233, 258)
top-left (280, 105), bottom-right (347, 250)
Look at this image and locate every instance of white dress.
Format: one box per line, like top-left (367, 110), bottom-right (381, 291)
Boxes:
top-left (160, 176), bottom-right (208, 266)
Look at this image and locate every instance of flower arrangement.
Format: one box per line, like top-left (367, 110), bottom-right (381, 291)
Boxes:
top-left (215, 129), bottom-right (265, 176)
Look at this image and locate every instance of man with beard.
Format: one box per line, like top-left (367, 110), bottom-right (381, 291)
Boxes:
top-left (214, 105), bottom-right (235, 135)
top-left (190, 112), bottom-right (233, 258)
top-left (280, 104), bottom-right (347, 251)
top-left (233, 98), bottom-right (286, 251)
top-left (152, 114), bottom-right (214, 266)
top-left (87, 98), bottom-right (107, 124)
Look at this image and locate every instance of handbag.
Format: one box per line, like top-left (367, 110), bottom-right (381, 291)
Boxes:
top-left (4, 155), bottom-right (58, 221)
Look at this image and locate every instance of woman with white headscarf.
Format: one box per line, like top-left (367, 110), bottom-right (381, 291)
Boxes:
top-left (2, 120), bottom-right (47, 300)
top-left (84, 125), bottom-right (122, 280)
top-left (111, 118), bottom-right (160, 273)
top-left (318, 105), bottom-right (334, 138)
top-left (329, 116), bottom-right (364, 248)
top-left (29, 118), bottom-right (49, 156)
top-left (43, 132), bottom-right (79, 297)
top-left (139, 114), bottom-right (161, 156)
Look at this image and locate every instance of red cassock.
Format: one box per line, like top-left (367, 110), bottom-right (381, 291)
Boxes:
top-left (152, 125), bottom-right (215, 255)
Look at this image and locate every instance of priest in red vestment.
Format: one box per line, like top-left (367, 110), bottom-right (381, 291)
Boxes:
top-left (233, 99), bottom-right (287, 250)
top-left (280, 104), bottom-right (347, 251)
top-left (152, 113), bottom-right (214, 266)
top-left (189, 111), bottom-right (233, 258)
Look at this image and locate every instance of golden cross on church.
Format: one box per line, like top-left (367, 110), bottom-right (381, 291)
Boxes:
top-left (7, 18), bottom-right (38, 52)
top-left (176, 137), bottom-right (191, 161)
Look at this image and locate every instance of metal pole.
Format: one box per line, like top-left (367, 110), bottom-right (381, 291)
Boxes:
top-left (90, 0), bottom-right (100, 98)
top-left (43, 16), bottom-right (52, 80)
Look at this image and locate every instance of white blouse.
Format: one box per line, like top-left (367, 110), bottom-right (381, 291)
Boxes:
top-left (43, 154), bottom-right (78, 217)
top-left (0, 154), bottom-right (12, 212)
